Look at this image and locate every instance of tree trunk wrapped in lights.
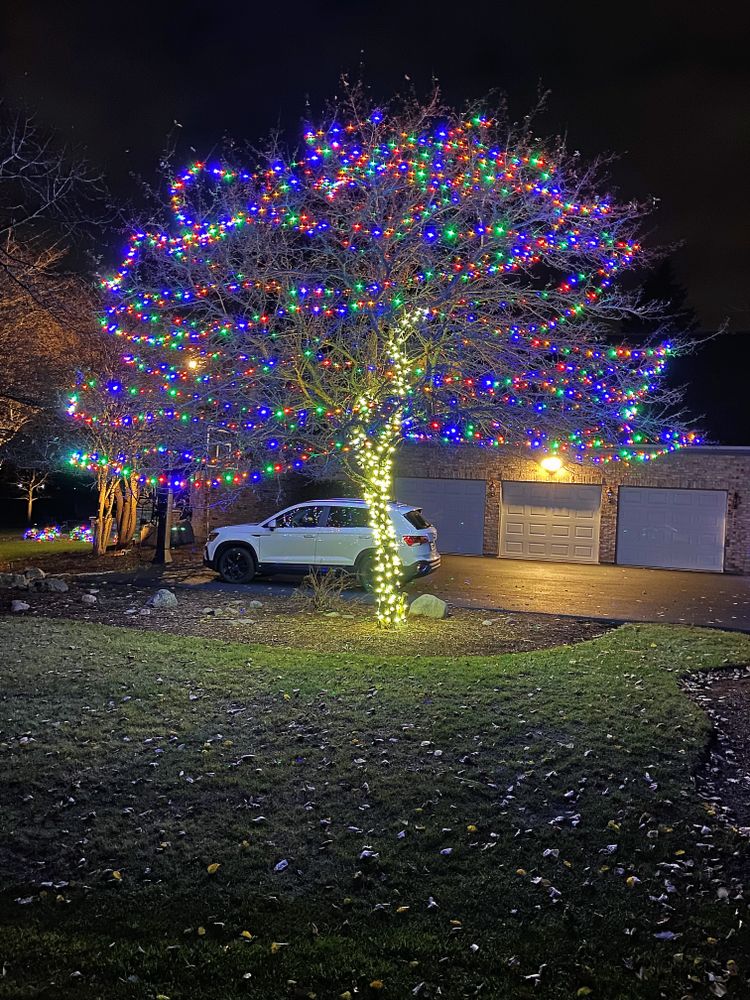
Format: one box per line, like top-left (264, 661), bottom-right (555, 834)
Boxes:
top-left (348, 324), bottom-right (411, 624)
top-left (72, 87), bottom-right (699, 625)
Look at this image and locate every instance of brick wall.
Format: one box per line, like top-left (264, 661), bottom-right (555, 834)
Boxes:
top-left (192, 446), bottom-right (750, 574)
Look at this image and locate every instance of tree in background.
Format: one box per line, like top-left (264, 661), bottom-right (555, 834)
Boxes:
top-left (84, 90), bottom-right (697, 623)
top-left (66, 373), bottom-right (166, 554)
top-left (1, 412), bottom-right (69, 522)
top-left (0, 105), bottom-right (105, 460)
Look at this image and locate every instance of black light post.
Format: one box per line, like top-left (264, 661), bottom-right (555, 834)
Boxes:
top-left (151, 474), bottom-right (174, 565)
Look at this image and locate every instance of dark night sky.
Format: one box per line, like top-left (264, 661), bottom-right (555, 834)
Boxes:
top-left (1, 0), bottom-right (749, 439)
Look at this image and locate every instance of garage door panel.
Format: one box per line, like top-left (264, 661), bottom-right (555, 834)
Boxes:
top-left (617, 487), bottom-right (726, 572)
top-left (394, 477), bottom-right (486, 555)
top-left (500, 482), bottom-right (601, 564)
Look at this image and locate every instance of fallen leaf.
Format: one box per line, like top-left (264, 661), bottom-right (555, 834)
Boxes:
top-left (112, 871), bottom-right (122, 881)
top-left (370, 981), bottom-right (384, 990)
top-left (241, 930), bottom-right (254, 940)
top-left (197, 926), bottom-right (206, 936)
top-left (207, 863), bottom-right (221, 875)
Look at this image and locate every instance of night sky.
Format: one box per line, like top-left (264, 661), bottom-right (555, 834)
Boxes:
top-left (2, 1), bottom-right (749, 440)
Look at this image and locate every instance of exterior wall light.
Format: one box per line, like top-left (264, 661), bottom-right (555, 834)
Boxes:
top-left (540, 456), bottom-right (563, 474)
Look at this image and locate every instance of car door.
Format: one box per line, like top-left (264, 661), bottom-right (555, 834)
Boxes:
top-left (255, 505), bottom-right (325, 567)
top-left (315, 504), bottom-right (372, 567)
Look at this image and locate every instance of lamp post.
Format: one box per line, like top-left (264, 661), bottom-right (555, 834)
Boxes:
top-left (152, 473), bottom-right (174, 565)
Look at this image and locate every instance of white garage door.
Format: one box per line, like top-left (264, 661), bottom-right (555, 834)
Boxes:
top-left (500, 481), bottom-right (601, 563)
top-left (394, 477), bottom-right (486, 555)
top-left (617, 487), bottom-right (726, 572)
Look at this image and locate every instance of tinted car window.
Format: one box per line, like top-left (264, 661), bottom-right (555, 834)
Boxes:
top-left (327, 505), bottom-right (370, 528)
top-left (275, 506), bottom-right (325, 528)
top-left (404, 509), bottom-right (431, 529)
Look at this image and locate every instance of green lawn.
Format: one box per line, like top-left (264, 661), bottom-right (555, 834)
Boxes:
top-left (0, 532), bottom-right (89, 565)
top-left (0, 619), bottom-right (748, 999)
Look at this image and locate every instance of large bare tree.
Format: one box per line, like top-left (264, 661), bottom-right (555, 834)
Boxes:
top-left (0, 105), bottom-right (105, 458)
top-left (90, 90), bottom-right (696, 622)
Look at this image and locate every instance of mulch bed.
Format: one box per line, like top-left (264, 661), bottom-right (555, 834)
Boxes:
top-left (2, 572), bottom-right (612, 656)
top-left (684, 667), bottom-right (750, 832)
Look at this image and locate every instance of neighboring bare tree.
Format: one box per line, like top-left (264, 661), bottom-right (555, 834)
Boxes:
top-left (0, 105), bottom-right (106, 456)
top-left (16, 468), bottom-right (49, 524)
top-left (67, 374), bottom-right (162, 553)
top-left (2, 410), bottom-right (75, 523)
top-left (89, 89), bottom-right (697, 623)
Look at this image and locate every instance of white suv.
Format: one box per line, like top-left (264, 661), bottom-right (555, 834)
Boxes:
top-left (203, 499), bottom-right (440, 587)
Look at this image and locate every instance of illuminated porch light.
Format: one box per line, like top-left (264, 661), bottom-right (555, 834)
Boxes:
top-left (540, 455), bottom-right (563, 474)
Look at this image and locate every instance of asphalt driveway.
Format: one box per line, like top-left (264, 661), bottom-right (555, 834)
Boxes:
top-left (186, 554), bottom-right (750, 631)
top-left (410, 556), bottom-right (750, 631)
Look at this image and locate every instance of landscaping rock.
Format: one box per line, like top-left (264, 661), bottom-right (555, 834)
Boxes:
top-left (24, 567), bottom-right (46, 581)
top-left (408, 594), bottom-right (448, 619)
top-left (42, 578), bottom-right (69, 593)
top-left (248, 600), bottom-right (263, 610)
top-left (11, 600), bottom-right (30, 613)
top-left (139, 608), bottom-right (151, 616)
top-left (0, 573), bottom-right (14, 588)
top-left (80, 593), bottom-right (97, 606)
top-left (1, 573), bottom-right (30, 590)
top-left (146, 588), bottom-right (178, 609)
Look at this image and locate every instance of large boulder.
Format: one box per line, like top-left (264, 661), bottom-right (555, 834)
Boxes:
top-left (11, 600), bottom-right (30, 613)
top-left (147, 588), bottom-right (178, 609)
top-left (0, 573), bottom-right (29, 590)
top-left (24, 567), bottom-right (46, 581)
top-left (408, 594), bottom-right (448, 619)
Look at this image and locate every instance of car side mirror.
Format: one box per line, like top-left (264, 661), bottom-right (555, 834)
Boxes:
top-left (267, 519), bottom-right (277, 531)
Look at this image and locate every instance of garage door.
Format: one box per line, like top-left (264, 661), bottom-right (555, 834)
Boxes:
top-left (616, 487), bottom-right (726, 572)
top-left (500, 481), bottom-right (601, 563)
top-left (394, 477), bottom-right (486, 555)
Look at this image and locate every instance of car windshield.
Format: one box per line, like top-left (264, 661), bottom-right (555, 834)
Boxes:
top-left (404, 509), bottom-right (431, 529)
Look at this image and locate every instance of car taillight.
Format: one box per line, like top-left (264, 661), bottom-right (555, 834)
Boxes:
top-left (403, 534), bottom-right (429, 546)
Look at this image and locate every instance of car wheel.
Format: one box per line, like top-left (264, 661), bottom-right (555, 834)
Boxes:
top-left (356, 552), bottom-right (376, 592)
top-left (217, 545), bottom-right (256, 584)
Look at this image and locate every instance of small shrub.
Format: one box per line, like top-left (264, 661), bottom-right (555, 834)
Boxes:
top-left (295, 567), bottom-right (350, 612)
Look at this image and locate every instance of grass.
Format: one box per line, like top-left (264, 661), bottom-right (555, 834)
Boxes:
top-left (0, 619), bottom-right (748, 999)
top-left (0, 531), bottom-right (89, 566)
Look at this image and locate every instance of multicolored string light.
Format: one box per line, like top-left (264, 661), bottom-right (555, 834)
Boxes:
top-left (72, 109), bottom-right (699, 489)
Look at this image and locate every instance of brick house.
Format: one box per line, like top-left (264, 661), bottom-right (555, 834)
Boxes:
top-left (193, 445), bottom-right (750, 575)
